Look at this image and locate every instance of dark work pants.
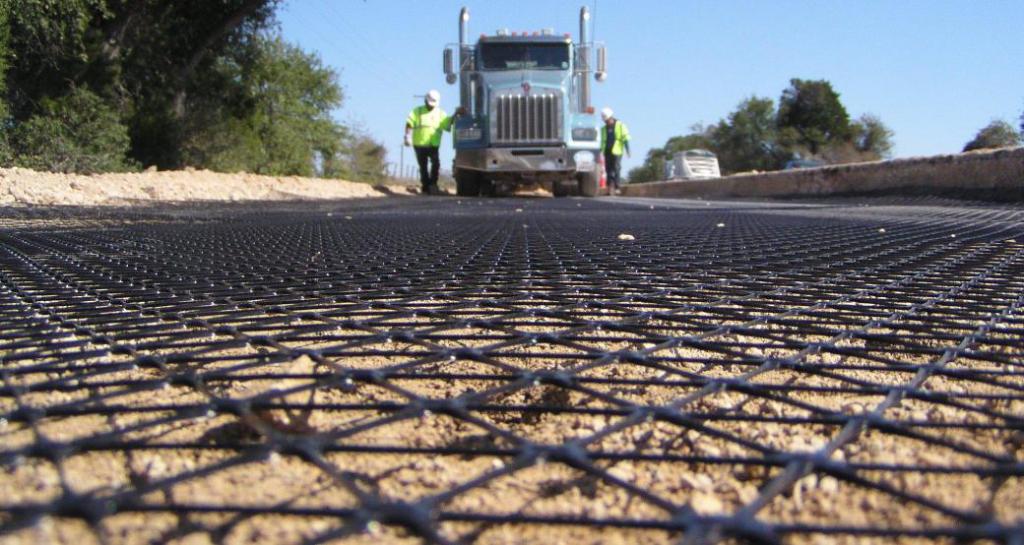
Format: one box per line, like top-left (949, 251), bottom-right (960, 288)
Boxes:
top-left (414, 146), bottom-right (440, 190)
top-left (604, 152), bottom-right (622, 189)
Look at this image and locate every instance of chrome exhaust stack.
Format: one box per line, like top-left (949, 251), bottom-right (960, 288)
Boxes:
top-left (578, 6), bottom-right (591, 112)
top-left (458, 8), bottom-right (471, 109)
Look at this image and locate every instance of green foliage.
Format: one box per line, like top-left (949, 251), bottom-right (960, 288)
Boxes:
top-left (630, 80), bottom-right (895, 181)
top-left (777, 78), bottom-right (851, 154)
top-left (851, 114), bottom-right (894, 159)
top-left (4, 0), bottom-right (281, 169)
top-left (962, 120), bottom-right (1021, 152)
top-left (0, 1), bottom-right (382, 178)
top-left (324, 132), bottom-right (388, 183)
top-left (628, 127), bottom-right (711, 183)
top-left (183, 33), bottom-right (347, 177)
top-left (0, 0), bottom-right (10, 164)
top-left (709, 96), bottom-right (779, 173)
top-left (11, 87), bottom-right (134, 173)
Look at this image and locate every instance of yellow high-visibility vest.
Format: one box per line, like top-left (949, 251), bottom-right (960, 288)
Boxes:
top-left (600, 120), bottom-right (631, 156)
top-left (406, 106), bottom-right (452, 147)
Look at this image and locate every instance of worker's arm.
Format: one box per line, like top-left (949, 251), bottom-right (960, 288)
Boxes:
top-left (621, 122), bottom-right (631, 157)
top-left (404, 110), bottom-right (416, 146)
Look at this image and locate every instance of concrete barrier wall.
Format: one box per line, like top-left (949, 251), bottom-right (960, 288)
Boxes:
top-left (622, 146), bottom-right (1024, 201)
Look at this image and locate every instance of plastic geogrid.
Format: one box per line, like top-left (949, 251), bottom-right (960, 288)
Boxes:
top-left (1, 198), bottom-right (1023, 544)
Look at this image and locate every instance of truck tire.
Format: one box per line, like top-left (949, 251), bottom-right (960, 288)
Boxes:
top-left (552, 180), bottom-right (575, 197)
top-left (577, 170), bottom-right (600, 198)
top-left (455, 169), bottom-right (480, 197)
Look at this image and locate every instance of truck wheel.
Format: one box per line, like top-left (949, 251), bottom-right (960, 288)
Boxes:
top-left (455, 169), bottom-right (480, 197)
top-left (577, 170), bottom-right (600, 198)
top-left (552, 181), bottom-right (575, 197)
top-left (480, 178), bottom-right (496, 197)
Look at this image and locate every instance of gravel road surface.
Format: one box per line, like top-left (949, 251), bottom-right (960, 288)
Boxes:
top-left (2, 196), bottom-right (1022, 544)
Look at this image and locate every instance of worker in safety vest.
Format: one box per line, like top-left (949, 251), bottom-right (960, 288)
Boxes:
top-left (599, 107), bottom-right (630, 195)
top-left (404, 90), bottom-right (455, 195)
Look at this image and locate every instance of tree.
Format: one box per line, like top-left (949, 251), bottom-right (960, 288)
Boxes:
top-left (709, 96), bottom-right (779, 173)
top-left (0, 0), bottom-right (11, 164)
top-left (631, 79), bottom-right (895, 180)
top-left (183, 33), bottom-right (345, 177)
top-left (963, 120), bottom-right (1021, 152)
top-left (324, 132), bottom-right (388, 183)
top-left (851, 114), bottom-right (894, 159)
top-left (4, 0), bottom-right (281, 168)
top-left (11, 87), bottom-right (134, 173)
top-left (627, 128), bottom-right (711, 183)
top-left (777, 79), bottom-right (851, 154)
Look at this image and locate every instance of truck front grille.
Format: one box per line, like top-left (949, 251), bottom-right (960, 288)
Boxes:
top-left (492, 91), bottom-right (563, 145)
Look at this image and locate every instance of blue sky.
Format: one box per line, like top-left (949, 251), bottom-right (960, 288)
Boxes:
top-left (278, 0), bottom-right (1023, 174)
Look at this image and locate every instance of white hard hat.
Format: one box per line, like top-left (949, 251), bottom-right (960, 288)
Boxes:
top-left (426, 89), bottom-right (440, 106)
top-left (600, 107), bottom-right (613, 120)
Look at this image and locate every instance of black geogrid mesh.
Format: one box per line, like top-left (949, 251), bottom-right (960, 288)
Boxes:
top-left (1, 198), bottom-right (1023, 544)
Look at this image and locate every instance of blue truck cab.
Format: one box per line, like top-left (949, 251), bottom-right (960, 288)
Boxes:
top-left (443, 7), bottom-right (607, 197)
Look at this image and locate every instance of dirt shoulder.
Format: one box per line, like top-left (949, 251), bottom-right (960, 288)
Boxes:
top-left (0, 167), bottom-right (396, 206)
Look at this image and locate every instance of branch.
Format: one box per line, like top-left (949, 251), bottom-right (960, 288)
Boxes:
top-left (172, 0), bottom-right (265, 117)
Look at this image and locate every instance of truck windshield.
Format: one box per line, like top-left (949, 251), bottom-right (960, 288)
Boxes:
top-left (479, 43), bottom-right (570, 70)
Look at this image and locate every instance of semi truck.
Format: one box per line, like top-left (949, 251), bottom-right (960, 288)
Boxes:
top-left (443, 7), bottom-right (607, 197)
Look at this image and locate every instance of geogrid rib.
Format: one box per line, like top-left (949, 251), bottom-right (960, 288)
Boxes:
top-left (1, 198), bottom-right (1023, 545)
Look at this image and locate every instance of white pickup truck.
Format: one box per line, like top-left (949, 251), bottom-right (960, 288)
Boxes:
top-left (664, 149), bottom-right (721, 180)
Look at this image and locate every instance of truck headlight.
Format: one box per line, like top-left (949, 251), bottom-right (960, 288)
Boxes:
top-left (456, 128), bottom-right (482, 141)
top-left (572, 127), bottom-right (597, 141)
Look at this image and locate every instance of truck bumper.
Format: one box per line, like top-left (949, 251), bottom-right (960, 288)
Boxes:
top-left (455, 147), bottom-right (597, 182)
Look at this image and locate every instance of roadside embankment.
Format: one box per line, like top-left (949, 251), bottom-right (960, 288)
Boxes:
top-left (0, 167), bottom-right (392, 206)
top-left (623, 146), bottom-right (1024, 201)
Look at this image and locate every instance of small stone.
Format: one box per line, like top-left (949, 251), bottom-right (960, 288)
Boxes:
top-left (606, 463), bottom-right (635, 481)
top-left (691, 491), bottom-right (723, 513)
top-left (735, 483), bottom-right (758, 503)
top-left (716, 222), bottom-right (726, 228)
top-left (818, 476), bottom-right (840, 493)
top-left (700, 444), bottom-right (723, 458)
top-left (682, 473), bottom-right (714, 491)
top-left (878, 228), bottom-right (887, 233)
top-left (515, 208), bottom-right (523, 213)
top-left (617, 233), bottom-right (636, 241)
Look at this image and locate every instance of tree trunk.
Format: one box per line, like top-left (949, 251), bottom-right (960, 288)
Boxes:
top-left (171, 0), bottom-right (265, 119)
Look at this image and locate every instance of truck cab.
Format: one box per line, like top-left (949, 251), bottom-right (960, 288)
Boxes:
top-left (444, 7), bottom-right (607, 197)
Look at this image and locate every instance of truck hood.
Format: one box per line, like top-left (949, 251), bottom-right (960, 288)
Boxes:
top-left (483, 70), bottom-right (570, 93)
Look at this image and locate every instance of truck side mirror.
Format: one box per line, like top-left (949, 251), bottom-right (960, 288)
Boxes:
top-left (443, 47), bottom-right (457, 84)
top-left (595, 46), bottom-right (607, 82)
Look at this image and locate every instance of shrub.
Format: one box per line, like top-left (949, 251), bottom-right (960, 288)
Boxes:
top-left (12, 87), bottom-right (136, 173)
top-left (962, 120), bottom-right (1021, 152)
